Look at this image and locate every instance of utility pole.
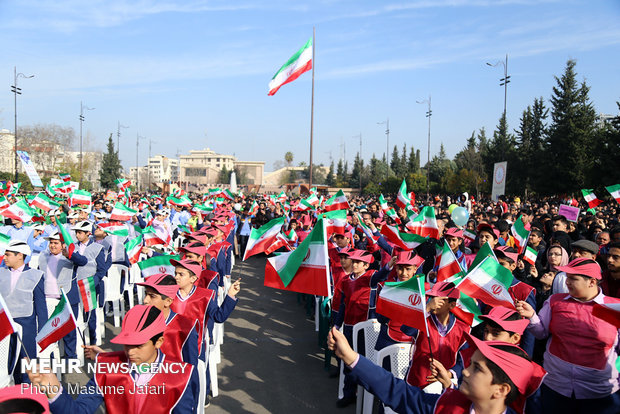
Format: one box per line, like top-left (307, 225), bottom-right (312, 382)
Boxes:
top-left (79, 102), bottom-right (95, 184)
top-left (10, 67), bottom-right (34, 183)
top-left (117, 121), bottom-right (129, 157)
top-left (416, 96), bottom-right (432, 203)
top-left (148, 138), bottom-right (156, 191)
top-left (136, 133), bottom-right (145, 191)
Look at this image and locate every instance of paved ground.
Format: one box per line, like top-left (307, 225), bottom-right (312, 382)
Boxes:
top-left (62, 254), bottom-right (355, 413)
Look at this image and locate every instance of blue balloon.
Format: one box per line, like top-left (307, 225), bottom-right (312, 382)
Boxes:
top-left (451, 207), bottom-right (469, 227)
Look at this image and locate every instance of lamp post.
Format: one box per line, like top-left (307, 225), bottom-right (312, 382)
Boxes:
top-left (352, 133), bottom-right (362, 191)
top-left (136, 133), bottom-right (145, 191)
top-left (147, 138), bottom-right (156, 192)
top-left (10, 67), bottom-right (34, 183)
top-left (377, 118), bottom-right (389, 181)
top-left (117, 121), bottom-right (129, 157)
top-left (416, 96), bottom-right (432, 203)
top-left (79, 101), bottom-right (95, 184)
top-left (486, 54), bottom-right (510, 115)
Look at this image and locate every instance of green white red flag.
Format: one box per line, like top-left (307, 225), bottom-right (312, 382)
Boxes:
top-left (355, 213), bottom-right (378, 246)
top-left (31, 193), bottom-right (60, 212)
top-left (265, 233), bottom-right (293, 255)
top-left (510, 215), bottom-right (530, 254)
top-left (385, 208), bottom-right (401, 224)
top-left (380, 224), bottom-right (427, 251)
top-left (243, 217), bottom-right (286, 261)
top-left (98, 222), bottom-right (129, 237)
top-left (8, 182), bottom-right (21, 197)
top-left (581, 189), bottom-right (603, 209)
top-left (0, 233), bottom-right (10, 264)
top-left (376, 275), bottom-right (428, 330)
top-left (284, 228), bottom-right (298, 244)
top-left (140, 227), bottom-right (166, 246)
top-left (138, 254), bottom-right (180, 279)
top-left (592, 303), bottom-right (620, 329)
top-left (468, 241), bottom-right (498, 272)
top-left (36, 290), bottom-right (77, 352)
top-left (523, 246), bottom-right (538, 266)
top-left (268, 37), bottom-right (313, 96)
top-left (405, 206), bottom-right (439, 239)
top-left (69, 189), bottom-right (92, 206)
top-left (606, 184), bottom-right (620, 204)
top-left (437, 240), bottom-right (465, 282)
top-left (59, 173), bottom-right (71, 182)
top-left (324, 190), bottom-right (350, 212)
top-left (321, 209), bottom-right (347, 235)
top-left (249, 201), bottom-right (259, 216)
top-left (125, 235), bottom-right (143, 265)
top-left (463, 229), bottom-right (476, 242)
top-left (110, 202), bottom-right (137, 221)
top-left (58, 223), bottom-right (76, 257)
top-left (0, 196), bottom-right (9, 210)
top-left (0, 292), bottom-right (17, 342)
top-left (452, 290), bottom-right (483, 327)
top-left (456, 257), bottom-right (515, 309)
top-left (395, 179), bottom-right (411, 210)
top-left (115, 178), bottom-right (131, 190)
top-left (264, 217), bottom-right (330, 296)
top-left (77, 277), bottom-right (98, 312)
top-left (379, 194), bottom-right (389, 212)
top-left (168, 195), bottom-right (192, 207)
top-left (1, 199), bottom-right (34, 222)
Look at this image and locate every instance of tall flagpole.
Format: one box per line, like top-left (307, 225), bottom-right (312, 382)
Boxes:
top-left (309, 27), bottom-right (315, 191)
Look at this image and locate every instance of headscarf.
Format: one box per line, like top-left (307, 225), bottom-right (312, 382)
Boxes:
top-left (547, 245), bottom-right (569, 272)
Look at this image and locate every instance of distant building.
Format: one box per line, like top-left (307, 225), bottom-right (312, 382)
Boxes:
top-left (0, 129), bottom-right (16, 174)
top-left (148, 155), bottom-right (179, 183)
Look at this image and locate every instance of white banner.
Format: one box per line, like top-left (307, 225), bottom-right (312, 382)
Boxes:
top-left (491, 161), bottom-right (507, 201)
top-left (16, 151), bottom-right (43, 187)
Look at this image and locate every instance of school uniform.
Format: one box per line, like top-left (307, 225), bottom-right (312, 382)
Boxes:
top-left (162, 310), bottom-right (199, 366)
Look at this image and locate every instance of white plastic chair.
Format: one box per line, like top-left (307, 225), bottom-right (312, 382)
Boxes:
top-left (131, 262), bottom-right (145, 304)
top-left (0, 324), bottom-right (22, 388)
top-left (375, 343), bottom-right (413, 414)
top-left (103, 265), bottom-right (125, 328)
top-left (28, 253), bottom-right (40, 270)
top-left (75, 304), bottom-right (86, 363)
top-left (352, 319), bottom-right (381, 414)
top-left (196, 359), bottom-right (207, 410)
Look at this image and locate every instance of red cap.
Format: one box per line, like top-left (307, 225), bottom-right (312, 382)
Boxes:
top-left (110, 305), bottom-right (166, 345)
top-left (555, 257), bottom-right (602, 280)
top-left (348, 249), bottom-right (374, 263)
top-left (426, 281), bottom-right (459, 299)
top-left (479, 306), bottom-right (530, 335)
top-left (137, 273), bottom-right (179, 298)
top-left (495, 246), bottom-right (519, 263)
top-left (187, 233), bottom-right (207, 244)
top-left (180, 244), bottom-right (206, 257)
top-left (444, 227), bottom-right (464, 239)
top-left (394, 250), bottom-right (425, 267)
top-left (337, 246), bottom-right (353, 256)
top-left (477, 223), bottom-right (500, 240)
top-left (170, 259), bottom-right (203, 277)
top-left (0, 385), bottom-right (50, 413)
top-left (213, 224), bottom-right (227, 234)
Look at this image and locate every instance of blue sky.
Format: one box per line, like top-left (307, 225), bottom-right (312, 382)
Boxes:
top-left (1, 0), bottom-right (619, 173)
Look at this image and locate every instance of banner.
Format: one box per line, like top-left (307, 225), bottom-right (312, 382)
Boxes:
top-left (16, 151), bottom-right (43, 187)
top-left (491, 161), bottom-right (507, 201)
top-left (558, 204), bottom-right (580, 222)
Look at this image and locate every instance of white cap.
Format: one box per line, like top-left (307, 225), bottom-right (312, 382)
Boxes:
top-left (6, 240), bottom-right (31, 256)
top-left (93, 211), bottom-right (107, 219)
top-left (72, 220), bottom-right (93, 232)
top-left (67, 211), bottom-right (80, 219)
top-left (45, 230), bottom-right (61, 241)
top-left (31, 223), bottom-right (45, 231)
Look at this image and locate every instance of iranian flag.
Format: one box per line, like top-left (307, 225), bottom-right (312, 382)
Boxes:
top-left (55, 181), bottom-right (72, 194)
top-left (58, 223), bottom-right (76, 257)
top-left (1, 199), bottom-right (34, 222)
top-left (385, 208), bottom-right (401, 224)
top-left (463, 229), bottom-right (476, 243)
top-left (322, 209), bottom-right (347, 235)
top-left (249, 201), bottom-right (259, 215)
top-left (8, 182), bottom-right (21, 196)
top-left (265, 233), bottom-right (293, 255)
top-left (277, 191), bottom-right (287, 203)
top-left (380, 224), bottom-right (427, 251)
top-left (468, 241), bottom-right (498, 272)
top-left (0, 233), bottom-right (10, 263)
top-left (141, 227), bottom-right (166, 246)
top-left (168, 195), bottom-right (192, 207)
top-left (456, 257), bottom-right (515, 309)
top-left (379, 194), bottom-right (389, 212)
top-left (606, 184), bottom-right (620, 204)
top-left (0, 196), bottom-right (9, 210)
top-left (125, 235), bottom-right (143, 265)
top-left (36, 290), bottom-right (77, 352)
top-left (452, 290), bottom-right (483, 327)
top-left (268, 37), bottom-right (313, 96)
top-left (138, 254), bottom-right (180, 279)
top-left (295, 199), bottom-right (315, 211)
top-left (115, 178), bottom-right (131, 190)
top-left (31, 193), bottom-right (60, 212)
top-left (69, 190), bottom-right (92, 206)
top-left (59, 173), bottom-right (71, 182)
top-left (395, 179), bottom-right (411, 210)
top-left (437, 241), bottom-right (465, 282)
top-left (243, 217), bottom-right (286, 261)
top-left (581, 189), bottom-right (603, 209)
top-left (264, 218), bottom-right (331, 296)
top-left (356, 213), bottom-right (378, 246)
top-left (110, 202), bottom-right (137, 221)
top-left (325, 190), bottom-right (350, 212)
top-left (376, 275), bottom-right (428, 330)
top-left (284, 228), bottom-right (298, 244)
top-left (77, 277), bottom-right (98, 312)
top-left (304, 193), bottom-right (320, 208)
top-left (405, 206), bottom-right (439, 239)
top-left (98, 222), bottom-right (129, 237)
top-left (510, 215), bottom-right (530, 254)
top-left (0, 293), bottom-right (17, 342)
top-left (193, 204), bottom-right (213, 215)
top-left (592, 303), bottom-right (620, 329)
top-left (523, 246), bottom-right (538, 266)
top-left (219, 189), bottom-right (235, 201)
top-left (0, 181), bottom-right (8, 195)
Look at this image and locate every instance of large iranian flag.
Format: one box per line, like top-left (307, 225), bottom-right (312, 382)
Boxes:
top-left (77, 277), bottom-right (98, 313)
top-left (376, 275), bottom-right (427, 330)
top-left (437, 241), bottom-right (465, 282)
top-left (69, 190), bottom-right (92, 206)
top-left (268, 37), bottom-right (313, 96)
top-left (110, 202), bottom-right (137, 221)
top-left (97, 222), bottom-right (129, 237)
top-left (581, 189), bottom-right (603, 209)
top-left (456, 257), bottom-right (515, 309)
top-left (405, 206), bottom-right (439, 239)
top-left (324, 190), bottom-right (350, 212)
top-left (31, 193), bottom-right (60, 212)
top-left (322, 209), bottom-right (347, 235)
top-left (36, 290), bottom-right (77, 352)
top-left (606, 184), bottom-right (620, 205)
top-left (395, 179), bottom-right (411, 210)
top-left (468, 241), bottom-right (498, 272)
top-left (380, 224), bottom-right (427, 251)
top-left (138, 254), bottom-right (180, 278)
top-left (510, 215), bottom-right (530, 254)
top-left (264, 233), bottom-right (293, 255)
top-left (264, 218), bottom-right (330, 296)
top-left (1, 199), bottom-right (34, 222)
top-left (243, 217), bottom-right (286, 261)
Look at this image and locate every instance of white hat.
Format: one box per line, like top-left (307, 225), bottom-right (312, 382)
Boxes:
top-left (72, 221), bottom-right (93, 232)
top-left (93, 211), bottom-right (107, 219)
top-left (68, 211), bottom-right (80, 219)
top-left (45, 230), bottom-right (61, 241)
top-left (6, 240), bottom-right (31, 256)
top-left (31, 223), bottom-right (45, 231)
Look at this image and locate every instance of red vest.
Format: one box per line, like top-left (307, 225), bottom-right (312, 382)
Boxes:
top-left (547, 293), bottom-right (620, 369)
top-left (197, 269), bottom-right (219, 290)
top-left (341, 270), bottom-right (375, 325)
top-left (432, 389), bottom-right (472, 414)
top-left (406, 316), bottom-right (470, 387)
top-left (171, 287), bottom-right (214, 349)
top-left (94, 352), bottom-right (192, 414)
top-left (161, 313), bottom-right (199, 363)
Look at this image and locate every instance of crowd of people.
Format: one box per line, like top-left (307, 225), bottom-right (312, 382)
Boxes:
top-left (0, 183), bottom-right (619, 413)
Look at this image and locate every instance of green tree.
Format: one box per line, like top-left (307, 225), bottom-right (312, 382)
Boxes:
top-left (219, 166), bottom-right (230, 184)
top-left (543, 59), bottom-right (598, 194)
top-left (284, 151), bottom-right (294, 166)
top-left (325, 161), bottom-right (335, 186)
top-left (427, 143), bottom-right (456, 192)
top-left (400, 144), bottom-right (408, 175)
top-left (99, 134), bottom-right (123, 189)
top-left (514, 97), bottom-right (548, 194)
top-left (483, 113), bottom-right (518, 194)
top-left (350, 153), bottom-right (364, 189)
top-left (407, 147), bottom-right (418, 173)
top-left (390, 145), bottom-right (401, 177)
top-left (589, 102), bottom-right (620, 186)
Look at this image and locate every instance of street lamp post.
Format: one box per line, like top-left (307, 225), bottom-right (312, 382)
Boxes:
top-left (117, 121), bottom-right (129, 156)
top-left (79, 101), bottom-right (95, 184)
top-left (416, 96), bottom-right (432, 203)
top-left (10, 67), bottom-right (34, 183)
top-left (136, 133), bottom-right (145, 191)
top-left (486, 54), bottom-right (510, 115)
top-left (377, 118), bottom-right (389, 181)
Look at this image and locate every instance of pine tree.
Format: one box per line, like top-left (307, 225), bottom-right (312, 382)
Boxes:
top-left (408, 147), bottom-right (417, 173)
top-left (415, 149), bottom-right (421, 172)
top-left (390, 145), bottom-right (400, 177)
top-left (99, 134), bottom-right (123, 189)
top-left (325, 161), bottom-right (335, 186)
top-left (400, 143), bottom-right (408, 175)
